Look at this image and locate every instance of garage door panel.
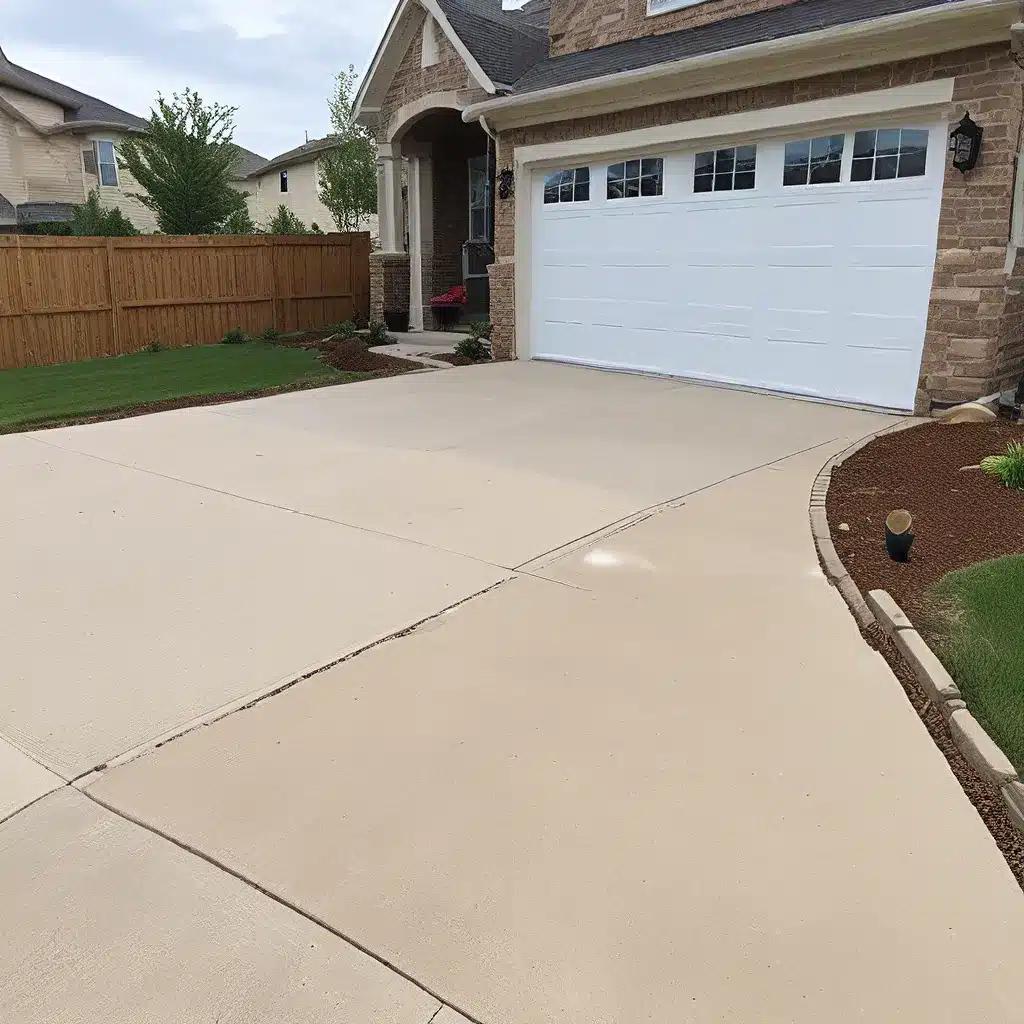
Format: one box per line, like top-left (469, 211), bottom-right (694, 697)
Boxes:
top-left (531, 124), bottom-right (943, 409)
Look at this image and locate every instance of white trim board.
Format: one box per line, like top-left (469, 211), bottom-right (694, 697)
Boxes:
top-left (512, 80), bottom-right (955, 169)
top-left (511, 81), bottom-right (955, 367)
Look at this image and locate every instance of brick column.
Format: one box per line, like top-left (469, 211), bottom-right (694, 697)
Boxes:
top-left (370, 252), bottom-right (411, 326)
top-left (488, 261), bottom-right (515, 360)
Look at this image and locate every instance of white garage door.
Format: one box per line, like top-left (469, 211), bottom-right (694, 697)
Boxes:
top-left (530, 122), bottom-right (945, 410)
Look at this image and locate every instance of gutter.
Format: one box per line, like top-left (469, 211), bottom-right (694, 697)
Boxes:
top-left (463, 0), bottom-right (1019, 123)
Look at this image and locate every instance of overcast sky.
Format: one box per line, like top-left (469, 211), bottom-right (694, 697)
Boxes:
top-left (2, 0), bottom-right (409, 159)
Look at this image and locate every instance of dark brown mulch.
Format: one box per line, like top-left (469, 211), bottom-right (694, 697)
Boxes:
top-left (316, 337), bottom-right (418, 375)
top-left (433, 353), bottom-right (492, 367)
top-left (828, 421), bottom-right (1024, 626)
top-left (827, 419), bottom-right (1024, 891)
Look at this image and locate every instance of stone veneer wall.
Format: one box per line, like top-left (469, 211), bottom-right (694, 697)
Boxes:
top-left (547, 0), bottom-right (800, 57)
top-left (489, 43), bottom-right (1024, 410)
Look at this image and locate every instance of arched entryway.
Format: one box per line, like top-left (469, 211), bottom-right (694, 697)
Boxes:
top-left (378, 100), bottom-right (493, 331)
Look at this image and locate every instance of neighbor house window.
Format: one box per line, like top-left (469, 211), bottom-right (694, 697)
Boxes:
top-left (544, 167), bottom-right (590, 204)
top-left (96, 140), bottom-right (118, 187)
top-left (694, 146), bottom-right (756, 192)
top-left (851, 128), bottom-right (929, 181)
top-left (783, 135), bottom-right (845, 186)
top-left (280, 170), bottom-right (289, 192)
top-left (607, 157), bottom-right (663, 200)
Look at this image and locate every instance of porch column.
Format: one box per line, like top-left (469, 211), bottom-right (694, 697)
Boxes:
top-left (377, 142), bottom-right (405, 253)
top-left (406, 146), bottom-right (434, 331)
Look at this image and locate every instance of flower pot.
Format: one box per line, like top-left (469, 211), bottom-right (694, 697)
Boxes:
top-left (384, 310), bottom-right (409, 334)
top-left (884, 509), bottom-right (914, 562)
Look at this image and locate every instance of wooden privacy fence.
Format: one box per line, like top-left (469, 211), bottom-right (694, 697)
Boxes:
top-left (0, 233), bottom-right (371, 370)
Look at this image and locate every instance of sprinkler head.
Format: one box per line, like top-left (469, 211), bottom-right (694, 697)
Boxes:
top-left (884, 509), bottom-right (914, 562)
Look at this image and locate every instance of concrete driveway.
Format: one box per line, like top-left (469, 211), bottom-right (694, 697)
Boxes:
top-left (3, 362), bottom-right (1024, 1022)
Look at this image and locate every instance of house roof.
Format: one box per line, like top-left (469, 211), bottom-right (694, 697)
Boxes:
top-left (0, 46), bottom-right (266, 178)
top-left (516, 0), bottom-right (551, 31)
top-left (507, 0), bottom-right (964, 94)
top-left (434, 0), bottom-right (549, 86)
top-left (247, 137), bottom-right (337, 177)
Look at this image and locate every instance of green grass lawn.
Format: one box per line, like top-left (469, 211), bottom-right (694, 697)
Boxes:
top-left (0, 343), bottom-right (360, 429)
top-left (928, 555), bottom-right (1024, 772)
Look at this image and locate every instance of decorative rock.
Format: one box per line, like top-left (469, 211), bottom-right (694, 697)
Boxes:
top-left (959, 465), bottom-right (981, 472)
top-left (950, 709), bottom-right (1019, 786)
top-left (939, 402), bottom-right (997, 424)
top-left (866, 590), bottom-right (913, 636)
top-left (941, 699), bottom-right (967, 720)
top-left (838, 523), bottom-right (850, 532)
top-left (893, 628), bottom-right (962, 703)
top-left (1001, 782), bottom-right (1024, 834)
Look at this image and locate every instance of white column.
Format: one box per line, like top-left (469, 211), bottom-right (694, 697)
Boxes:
top-left (377, 142), bottom-right (404, 254)
top-left (406, 149), bottom-right (434, 331)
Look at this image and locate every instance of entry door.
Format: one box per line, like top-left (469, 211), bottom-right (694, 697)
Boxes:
top-left (530, 122), bottom-right (945, 410)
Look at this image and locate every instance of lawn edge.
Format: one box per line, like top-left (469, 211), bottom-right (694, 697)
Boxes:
top-left (812, 427), bottom-right (1024, 871)
top-left (868, 588), bottom-right (1024, 837)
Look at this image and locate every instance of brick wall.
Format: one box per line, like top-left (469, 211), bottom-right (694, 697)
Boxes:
top-left (488, 262), bottom-right (516, 359)
top-left (370, 251), bottom-right (411, 323)
top-left (377, 9), bottom-right (475, 143)
top-left (490, 44), bottom-right (1024, 410)
top-left (548, 0), bottom-right (800, 57)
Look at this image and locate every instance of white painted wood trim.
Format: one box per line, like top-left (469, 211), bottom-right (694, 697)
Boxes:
top-left (512, 80), bottom-right (955, 169)
top-left (386, 91), bottom-right (465, 143)
top-left (511, 81), bottom-right (955, 363)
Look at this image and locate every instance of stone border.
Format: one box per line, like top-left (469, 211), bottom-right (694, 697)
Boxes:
top-left (868, 589), bottom-right (1024, 836)
top-left (809, 424), bottom-right (1024, 839)
top-left (808, 420), bottom-right (920, 628)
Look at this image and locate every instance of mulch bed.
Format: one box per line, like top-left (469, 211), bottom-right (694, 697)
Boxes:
top-left (432, 353), bottom-right (492, 367)
top-left (827, 418), bottom-right (1024, 891)
top-left (828, 421), bottom-right (1024, 626)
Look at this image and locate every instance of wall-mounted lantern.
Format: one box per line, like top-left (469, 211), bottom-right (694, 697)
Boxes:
top-left (949, 112), bottom-right (983, 173)
top-left (498, 167), bottom-right (515, 200)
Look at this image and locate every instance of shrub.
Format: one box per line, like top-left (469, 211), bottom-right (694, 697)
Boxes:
top-left (467, 320), bottom-right (493, 342)
top-left (332, 320), bottom-right (357, 340)
top-left (454, 336), bottom-right (489, 361)
top-left (221, 328), bottom-right (250, 345)
top-left (367, 322), bottom-right (391, 346)
top-left (261, 326), bottom-right (279, 341)
top-left (982, 441), bottom-right (1024, 490)
top-left (353, 311), bottom-right (369, 330)
top-left (265, 205), bottom-right (309, 235)
top-left (145, 341), bottom-right (166, 353)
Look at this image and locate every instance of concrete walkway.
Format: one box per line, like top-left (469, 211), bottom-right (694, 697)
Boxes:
top-left (3, 363), bottom-right (1024, 1021)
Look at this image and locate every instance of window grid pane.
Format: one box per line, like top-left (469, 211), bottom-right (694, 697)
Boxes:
top-left (607, 156), bottom-right (663, 200)
top-left (695, 146), bottom-right (757, 192)
top-left (849, 127), bottom-right (928, 182)
top-left (545, 167), bottom-right (591, 204)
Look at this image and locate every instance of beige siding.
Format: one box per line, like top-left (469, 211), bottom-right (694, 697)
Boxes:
top-left (250, 158), bottom-right (377, 235)
top-left (82, 135), bottom-right (159, 232)
top-left (18, 127), bottom-right (86, 203)
top-left (0, 86), bottom-right (65, 127)
top-left (0, 109), bottom-right (24, 202)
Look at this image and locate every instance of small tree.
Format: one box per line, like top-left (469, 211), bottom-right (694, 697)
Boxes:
top-left (70, 191), bottom-right (139, 236)
top-left (318, 67), bottom-right (377, 232)
top-left (266, 205), bottom-right (308, 234)
top-left (118, 89), bottom-right (250, 234)
top-left (219, 206), bottom-right (258, 234)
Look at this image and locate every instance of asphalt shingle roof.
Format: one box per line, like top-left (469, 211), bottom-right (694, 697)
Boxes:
top-left (510, 0), bottom-right (961, 94)
top-left (248, 137), bottom-right (337, 177)
top-left (436, 0), bottom-right (550, 85)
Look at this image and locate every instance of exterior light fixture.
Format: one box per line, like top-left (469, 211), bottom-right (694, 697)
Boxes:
top-left (498, 167), bottom-right (515, 200)
top-left (949, 112), bottom-right (983, 173)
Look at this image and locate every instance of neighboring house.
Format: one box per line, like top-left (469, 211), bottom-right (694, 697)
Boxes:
top-left (0, 46), bottom-right (265, 233)
top-left (354, 0), bottom-right (1024, 414)
top-left (238, 137), bottom-right (379, 237)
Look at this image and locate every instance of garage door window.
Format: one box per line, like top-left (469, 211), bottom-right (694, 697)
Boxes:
top-left (544, 168), bottom-right (591, 204)
top-left (851, 128), bottom-right (929, 181)
top-left (607, 158), bottom-right (664, 199)
top-left (694, 145), bottom-right (756, 193)
top-left (783, 134), bottom-right (844, 186)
